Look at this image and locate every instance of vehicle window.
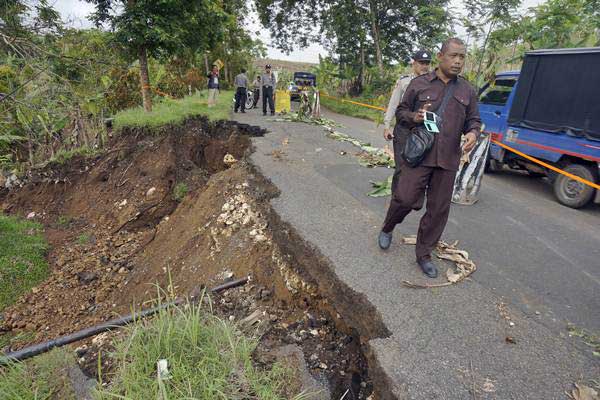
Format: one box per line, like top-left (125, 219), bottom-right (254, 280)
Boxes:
top-left (479, 78), bottom-right (516, 106)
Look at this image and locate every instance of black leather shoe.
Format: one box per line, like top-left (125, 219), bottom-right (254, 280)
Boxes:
top-left (378, 231), bottom-right (392, 250)
top-left (263, 112), bottom-right (267, 116)
top-left (271, 112), bottom-right (275, 116)
top-left (418, 259), bottom-right (438, 278)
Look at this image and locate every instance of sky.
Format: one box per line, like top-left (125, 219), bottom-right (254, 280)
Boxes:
top-left (52, 0), bottom-right (546, 63)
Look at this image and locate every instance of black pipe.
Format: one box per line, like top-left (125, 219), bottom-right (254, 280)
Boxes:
top-left (0, 277), bottom-right (248, 365)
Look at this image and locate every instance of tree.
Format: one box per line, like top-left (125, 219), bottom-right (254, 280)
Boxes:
top-left (86, 0), bottom-right (228, 111)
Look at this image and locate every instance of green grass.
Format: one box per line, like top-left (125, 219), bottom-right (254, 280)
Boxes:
top-left (49, 147), bottom-right (97, 165)
top-left (320, 95), bottom-right (384, 123)
top-left (94, 300), bottom-right (308, 400)
top-left (56, 215), bottom-right (73, 227)
top-left (0, 215), bottom-right (48, 311)
top-left (113, 91), bottom-right (233, 131)
top-left (77, 233), bottom-right (90, 245)
top-left (0, 348), bottom-right (77, 400)
top-left (172, 182), bottom-right (189, 202)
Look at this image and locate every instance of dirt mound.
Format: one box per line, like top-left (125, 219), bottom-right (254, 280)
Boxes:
top-left (0, 117), bottom-right (389, 399)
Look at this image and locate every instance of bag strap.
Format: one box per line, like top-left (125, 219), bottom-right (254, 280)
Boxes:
top-left (436, 81), bottom-right (456, 117)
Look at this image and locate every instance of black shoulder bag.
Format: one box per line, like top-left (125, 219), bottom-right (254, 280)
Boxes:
top-left (401, 82), bottom-right (456, 168)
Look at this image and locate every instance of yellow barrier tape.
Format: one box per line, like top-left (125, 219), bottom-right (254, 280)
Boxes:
top-left (320, 91), bottom-right (599, 191)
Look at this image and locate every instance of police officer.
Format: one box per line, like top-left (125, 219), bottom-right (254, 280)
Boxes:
top-left (384, 49), bottom-right (432, 192)
top-left (233, 68), bottom-right (249, 113)
top-left (261, 64), bottom-right (276, 116)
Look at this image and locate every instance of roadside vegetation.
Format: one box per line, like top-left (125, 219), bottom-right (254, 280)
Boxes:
top-left (114, 91), bottom-right (233, 131)
top-left (319, 95), bottom-right (383, 123)
top-left (0, 302), bottom-right (306, 400)
top-left (0, 348), bottom-right (77, 400)
top-left (95, 301), bottom-right (304, 400)
top-left (0, 215), bottom-right (48, 311)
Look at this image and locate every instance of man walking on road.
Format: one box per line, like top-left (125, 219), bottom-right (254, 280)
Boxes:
top-left (384, 49), bottom-right (432, 192)
top-left (234, 68), bottom-right (249, 113)
top-left (207, 64), bottom-right (220, 108)
top-left (378, 38), bottom-right (481, 278)
top-left (261, 64), bottom-right (276, 116)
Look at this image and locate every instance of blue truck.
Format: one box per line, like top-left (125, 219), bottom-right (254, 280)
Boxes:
top-left (479, 47), bottom-right (600, 208)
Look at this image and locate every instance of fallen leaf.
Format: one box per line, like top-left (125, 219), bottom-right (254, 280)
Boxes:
top-left (505, 336), bottom-right (516, 344)
top-left (482, 378), bottom-right (496, 393)
top-left (402, 235), bottom-right (417, 245)
top-left (571, 384), bottom-right (599, 400)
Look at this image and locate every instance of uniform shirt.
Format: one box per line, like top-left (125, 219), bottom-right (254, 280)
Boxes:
top-left (261, 72), bottom-right (276, 88)
top-left (384, 74), bottom-right (414, 130)
top-left (397, 70), bottom-right (481, 171)
top-left (234, 73), bottom-right (249, 89)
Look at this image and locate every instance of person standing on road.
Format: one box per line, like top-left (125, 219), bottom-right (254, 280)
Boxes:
top-left (252, 75), bottom-right (261, 107)
top-left (234, 68), bottom-right (249, 113)
top-left (378, 38), bottom-right (481, 278)
top-left (261, 64), bottom-right (276, 116)
top-left (207, 64), bottom-right (220, 108)
top-left (384, 49), bottom-right (432, 192)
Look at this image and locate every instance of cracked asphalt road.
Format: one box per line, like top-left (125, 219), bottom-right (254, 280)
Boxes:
top-left (233, 105), bottom-right (600, 399)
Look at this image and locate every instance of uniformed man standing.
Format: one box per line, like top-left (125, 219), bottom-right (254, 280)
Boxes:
top-left (233, 68), bottom-right (249, 113)
top-left (383, 50), bottom-right (432, 192)
top-left (261, 64), bottom-right (276, 116)
top-left (378, 38), bottom-right (481, 279)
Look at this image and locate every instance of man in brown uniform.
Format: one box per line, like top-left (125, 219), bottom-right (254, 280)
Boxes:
top-left (378, 38), bottom-right (481, 278)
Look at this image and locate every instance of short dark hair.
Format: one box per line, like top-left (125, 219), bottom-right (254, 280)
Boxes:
top-left (211, 64), bottom-right (217, 68)
top-left (241, 68), bottom-right (246, 73)
top-left (440, 38), bottom-right (465, 54)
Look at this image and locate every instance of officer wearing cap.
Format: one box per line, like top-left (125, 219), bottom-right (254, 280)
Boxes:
top-left (261, 64), bottom-right (277, 116)
top-left (383, 49), bottom-right (432, 192)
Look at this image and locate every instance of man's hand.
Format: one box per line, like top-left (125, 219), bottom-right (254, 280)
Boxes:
top-left (413, 103), bottom-right (431, 123)
top-left (383, 128), bottom-right (394, 141)
top-left (463, 131), bottom-right (477, 153)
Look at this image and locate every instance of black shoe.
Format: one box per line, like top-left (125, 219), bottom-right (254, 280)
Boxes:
top-left (234, 110), bottom-right (238, 113)
top-left (271, 112), bottom-right (275, 116)
top-left (263, 112), bottom-right (267, 116)
top-left (241, 110), bottom-right (246, 113)
top-left (378, 231), bottom-right (392, 250)
top-left (417, 259), bottom-right (438, 278)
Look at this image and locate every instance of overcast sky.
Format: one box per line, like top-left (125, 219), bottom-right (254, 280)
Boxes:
top-left (51, 0), bottom-right (546, 63)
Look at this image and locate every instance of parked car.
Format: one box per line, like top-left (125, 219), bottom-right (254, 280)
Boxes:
top-left (479, 47), bottom-right (600, 208)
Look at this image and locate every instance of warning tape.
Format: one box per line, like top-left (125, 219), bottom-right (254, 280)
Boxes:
top-left (320, 92), bottom-right (386, 111)
top-left (318, 91), bottom-right (599, 190)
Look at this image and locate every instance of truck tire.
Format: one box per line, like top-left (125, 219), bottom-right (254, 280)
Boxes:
top-left (553, 164), bottom-right (596, 208)
top-left (485, 157), bottom-right (502, 173)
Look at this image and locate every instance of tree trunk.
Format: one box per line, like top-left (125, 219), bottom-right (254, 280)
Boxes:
top-left (204, 53), bottom-right (209, 74)
top-left (138, 46), bottom-right (152, 112)
top-left (368, 1), bottom-right (384, 75)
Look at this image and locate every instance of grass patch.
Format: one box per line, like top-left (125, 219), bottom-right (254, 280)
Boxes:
top-left (94, 300), bottom-right (307, 400)
top-left (0, 215), bottom-right (48, 311)
top-left (0, 348), bottom-right (77, 399)
top-left (172, 182), bottom-right (189, 202)
top-left (320, 95), bottom-right (384, 123)
top-left (57, 215), bottom-right (73, 227)
top-left (77, 233), bottom-right (91, 245)
top-left (49, 146), bottom-right (97, 165)
top-left (113, 91), bottom-right (233, 131)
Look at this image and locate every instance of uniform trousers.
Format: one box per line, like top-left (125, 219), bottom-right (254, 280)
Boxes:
top-left (382, 161), bottom-right (456, 261)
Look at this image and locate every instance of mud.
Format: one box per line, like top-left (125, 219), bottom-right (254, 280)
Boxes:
top-left (0, 116), bottom-right (394, 399)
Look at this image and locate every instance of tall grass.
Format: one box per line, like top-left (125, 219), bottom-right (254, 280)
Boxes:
top-left (0, 215), bottom-right (48, 311)
top-left (0, 348), bottom-right (77, 400)
top-left (113, 91), bottom-right (233, 131)
top-left (94, 299), bottom-right (309, 400)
